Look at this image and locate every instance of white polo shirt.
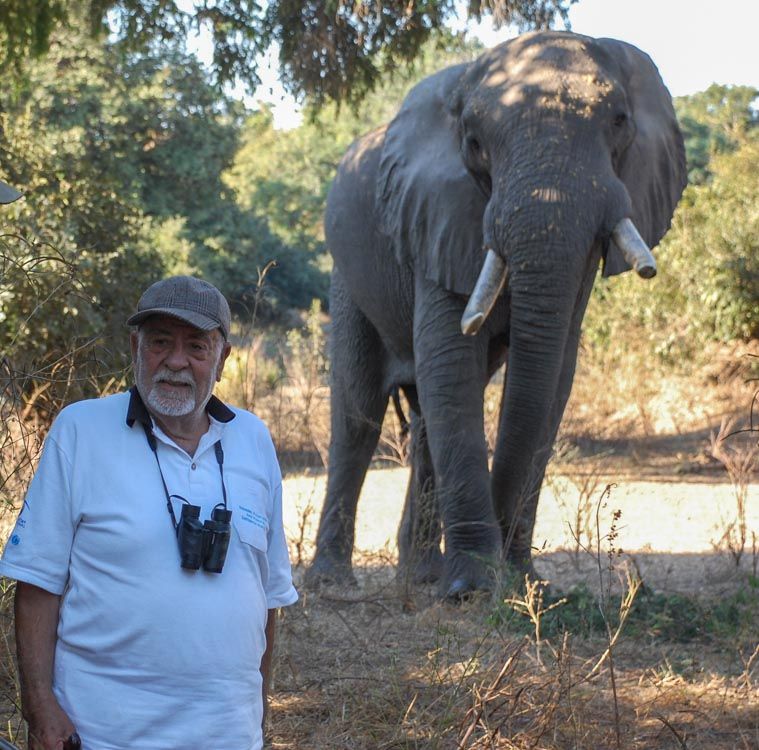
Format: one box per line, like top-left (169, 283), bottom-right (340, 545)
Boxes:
top-left (0, 390), bottom-right (298, 750)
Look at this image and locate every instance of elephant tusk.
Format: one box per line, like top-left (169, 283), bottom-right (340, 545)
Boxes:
top-left (461, 249), bottom-right (508, 336)
top-left (612, 218), bottom-right (657, 279)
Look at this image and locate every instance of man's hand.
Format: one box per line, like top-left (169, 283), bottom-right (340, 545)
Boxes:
top-left (14, 583), bottom-right (78, 750)
top-left (25, 693), bottom-right (77, 750)
top-left (260, 609), bottom-right (277, 735)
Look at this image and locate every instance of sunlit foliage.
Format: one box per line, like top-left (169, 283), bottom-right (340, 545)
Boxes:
top-left (584, 129), bottom-right (759, 368)
top-left (674, 84), bottom-right (759, 184)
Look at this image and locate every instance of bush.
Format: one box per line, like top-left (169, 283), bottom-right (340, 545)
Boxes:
top-left (583, 133), bottom-right (759, 371)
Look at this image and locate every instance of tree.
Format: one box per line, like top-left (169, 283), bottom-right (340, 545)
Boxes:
top-left (223, 35), bottom-right (483, 310)
top-left (0, 0), bottom-right (576, 105)
top-left (582, 129), bottom-right (759, 373)
top-left (674, 84), bottom-right (758, 184)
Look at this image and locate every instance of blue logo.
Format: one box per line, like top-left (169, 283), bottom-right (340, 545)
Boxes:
top-left (10, 534), bottom-right (20, 546)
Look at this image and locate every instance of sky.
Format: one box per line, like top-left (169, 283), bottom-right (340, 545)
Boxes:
top-left (237, 0), bottom-right (759, 128)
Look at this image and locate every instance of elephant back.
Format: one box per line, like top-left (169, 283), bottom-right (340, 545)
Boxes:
top-left (326, 125), bottom-right (387, 262)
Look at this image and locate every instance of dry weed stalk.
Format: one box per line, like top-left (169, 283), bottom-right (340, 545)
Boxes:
top-left (455, 633), bottom-right (579, 750)
top-left (739, 642), bottom-right (759, 692)
top-left (236, 260), bottom-right (277, 413)
top-left (587, 485), bottom-right (641, 750)
top-left (457, 640), bottom-right (527, 748)
top-left (282, 302), bottom-right (330, 459)
top-left (584, 562), bottom-right (642, 680)
top-left (502, 579), bottom-right (567, 666)
top-left (375, 393), bottom-right (410, 467)
top-left (709, 417), bottom-right (758, 567)
top-left (0, 580), bottom-right (22, 744)
top-left (547, 442), bottom-right (611, 567)
top-left (289, 493), bottom-right (317, 567)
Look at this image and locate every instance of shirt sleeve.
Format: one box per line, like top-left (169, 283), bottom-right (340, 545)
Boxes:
top-left (264, 480), bottom-right (298, 609)
top-left (0, 428), bottom-right (76, 595)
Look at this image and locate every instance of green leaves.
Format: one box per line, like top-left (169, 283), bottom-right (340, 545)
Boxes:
top-left (1, 1), bottom-right (573, 106)
top-left (674, 84), bottom-right (759, 185)
top-left (584, 87), bottom-right (759, 369)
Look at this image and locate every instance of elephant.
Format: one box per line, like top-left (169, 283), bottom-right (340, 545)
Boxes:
top-left (305, 30), bottom-right (686, 599)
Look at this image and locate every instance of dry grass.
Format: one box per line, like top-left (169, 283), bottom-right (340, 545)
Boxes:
top-left (710, 418), bottom-right (759, 568)
top-left (267, 554), bottom-right (758, 749)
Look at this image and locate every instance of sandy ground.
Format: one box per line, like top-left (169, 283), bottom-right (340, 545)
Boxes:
top-left (0, 465), bottom-right (754, 596)
top-left (282, 467), bottom-right (759, 596)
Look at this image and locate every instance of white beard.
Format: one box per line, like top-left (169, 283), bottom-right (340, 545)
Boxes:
top-left (140, 367), bottom-right (214, 418)
top-left (146, 370), bottom-right (196, 416)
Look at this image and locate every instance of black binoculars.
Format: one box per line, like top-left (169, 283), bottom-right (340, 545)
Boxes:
top-left (176, 504), bottom-right (232, 573)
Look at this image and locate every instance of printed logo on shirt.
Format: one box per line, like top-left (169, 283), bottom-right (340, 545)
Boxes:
top-left (10, 534), bottom-right (20, 546)
top-left (237, 504), bottom-right (267, 530)
top-left (17, 518), bottom-right (26, 528)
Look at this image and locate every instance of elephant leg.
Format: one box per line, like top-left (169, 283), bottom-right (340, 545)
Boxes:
top-left (305, 271), bottom-right (387, 587)
top-left (493, 277), bottom-right (595, 577)
top-left (397, 387), bottom-right (443, 584)
top-left (413, 278), bottom-right (501, 599)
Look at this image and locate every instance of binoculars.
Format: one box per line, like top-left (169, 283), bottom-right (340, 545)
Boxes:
top-left (176, 504), bottom-right (232, 573)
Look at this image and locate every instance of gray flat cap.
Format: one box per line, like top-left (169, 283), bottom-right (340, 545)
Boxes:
top-left (126, 275), bottom-right (231, 339)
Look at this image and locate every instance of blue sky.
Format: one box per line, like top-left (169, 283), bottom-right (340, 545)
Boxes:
top-left (229, 0), bottom-right (759, 128)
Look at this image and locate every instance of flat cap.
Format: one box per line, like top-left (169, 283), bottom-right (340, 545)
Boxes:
top-left (126, 275), bottom-right (231, 339)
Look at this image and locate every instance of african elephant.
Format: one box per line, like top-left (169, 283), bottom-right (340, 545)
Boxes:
top-left (305, 31), bottom-right (686, 599)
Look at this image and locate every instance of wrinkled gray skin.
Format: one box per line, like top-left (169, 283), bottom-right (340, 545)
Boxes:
top-left (305, 31), bottom-right (686, 599)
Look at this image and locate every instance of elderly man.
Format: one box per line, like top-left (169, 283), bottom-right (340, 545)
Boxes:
top-left (0, 276), bottom-right (298, 750)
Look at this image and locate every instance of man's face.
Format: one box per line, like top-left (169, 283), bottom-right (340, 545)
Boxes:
top-left (130, 316), bottom-right (231, 420)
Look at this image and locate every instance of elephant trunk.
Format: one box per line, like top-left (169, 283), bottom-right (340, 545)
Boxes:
top-left (484, 178), bottom-right (609, 566)
top-left (492, 257), bottom-right (585, 566)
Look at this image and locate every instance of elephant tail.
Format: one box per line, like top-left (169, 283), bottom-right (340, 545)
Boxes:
top-left (391, 386), bottom-right (410, 440)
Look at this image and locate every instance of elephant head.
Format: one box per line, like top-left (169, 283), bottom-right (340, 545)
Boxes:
top-left (374, 31), bottom-right (686, 570)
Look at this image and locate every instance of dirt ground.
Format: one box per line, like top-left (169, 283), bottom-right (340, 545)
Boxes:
top-left (272, 445), bottom-right (758, 749)
top-left (282, 465), bottom-right (759, 598)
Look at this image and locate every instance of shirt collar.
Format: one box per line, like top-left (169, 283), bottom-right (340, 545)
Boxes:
top-left (125, 385), bottom-right (235, 428)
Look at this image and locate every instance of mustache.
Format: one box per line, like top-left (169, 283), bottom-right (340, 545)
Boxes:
top-left (153, 369), bottom-right (196, 388)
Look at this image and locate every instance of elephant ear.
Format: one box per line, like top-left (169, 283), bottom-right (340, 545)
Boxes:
top-left (375, 63), bottom-right (488, 296)
top-left (598, 38), bottom-right (688, 277)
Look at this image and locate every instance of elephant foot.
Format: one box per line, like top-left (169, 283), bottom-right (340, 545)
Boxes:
top-left (440, 550), bottom-right (496, 602)
top-left (304, 549), bottom-right (358, 589)
top-left (398, 548), bottom-right (444, 585)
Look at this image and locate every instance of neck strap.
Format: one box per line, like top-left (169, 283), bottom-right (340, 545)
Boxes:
top-left (142, 423), bottom-right (227, 530)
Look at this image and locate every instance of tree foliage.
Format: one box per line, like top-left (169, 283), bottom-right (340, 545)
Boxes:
top-left (0, 0), bottom-right (576, 105)
top-left (1, 4), bottom-right (756, 419)
top-left (674, 84), bottom-right (758, 184)
top-left (581, 85), bottom-right (759, 370)
top-left (223, 34), bottom-right (483, 302)
top-left (583, 131), bottom-right (759, 371)
top-left (0, 13), bottom-right (340, 393)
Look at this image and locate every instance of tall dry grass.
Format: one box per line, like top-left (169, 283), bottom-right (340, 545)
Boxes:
top-left (269, 543), bottom-right (757, 749)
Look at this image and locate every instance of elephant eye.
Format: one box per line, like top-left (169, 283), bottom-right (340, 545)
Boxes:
top-left (613, 112), bottom-right (628, 128)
